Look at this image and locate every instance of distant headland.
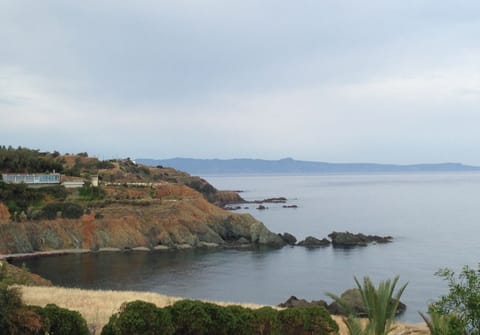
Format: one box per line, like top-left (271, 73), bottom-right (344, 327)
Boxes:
top-left (136, 157), bottom-right (480, 175)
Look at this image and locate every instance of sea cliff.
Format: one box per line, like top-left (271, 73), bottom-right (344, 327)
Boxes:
top-left (0, 149), bottom-right (284, 256)
top-left (0, 184), bottom-right (284, 255)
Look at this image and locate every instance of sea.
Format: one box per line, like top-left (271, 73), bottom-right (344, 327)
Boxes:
top-left (13, 172), bottom-right (480, 322)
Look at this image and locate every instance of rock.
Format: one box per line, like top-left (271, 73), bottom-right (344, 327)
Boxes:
top-left (282, 205), bottom-right (298, 208)
top-left (224, 205), bottom-right (241, 211)
top-left (279, 232), bottom-right (297, 245)
top-left (297, 236), bottom-right (330, 247)
top-left (252, 197), bottom-right (287, 204)
top-left (214, 191), bottom-right (246, 207)
top-left (236, 237), bottom-right (250, 244)
top-left (249, 220), bottom-right (286, 247)
top-left (328, 231), bottom-right (392, 247)
top-left (256, 205), bottom-right (268, 210)
top-left (278, 296), bottom-right (328, 309)
top-left (327, 288), bottom-right (406, 317)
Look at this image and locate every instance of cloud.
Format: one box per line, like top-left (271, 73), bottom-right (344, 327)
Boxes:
top-left (1, 1), bottom-right (480, 163)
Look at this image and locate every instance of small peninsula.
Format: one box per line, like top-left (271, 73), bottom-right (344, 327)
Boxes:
top-left (0, 147), bottom-right (284, 256)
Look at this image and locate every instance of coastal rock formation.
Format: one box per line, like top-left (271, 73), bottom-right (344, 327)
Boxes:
top-left (328, 231), bottom-right (392, 247)
top-left (297, 236), bottom-right (331, 247)
top-left (279, 232), bottom-right (297, 245)
top-left (327, 288), bottom-right (406, 317)
top-left (252, 197), bottom-right (287, 204)
top-left (0, 185), bottom-right (285, 255)
top-left (278, 296), bottom-right (328, 309)
top-left (214, 191), bottom-right (246, 207)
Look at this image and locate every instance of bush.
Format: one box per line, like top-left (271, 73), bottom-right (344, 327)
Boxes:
top-left (432, 265), bottom-right (480, 334)
top-left (0, 284), bottom-right (23, 334)
top-left (278, 306), bottom-right (338, 335)
top-left (103, 299), bottom-right (337, 335)
top-left (101, 300), bottom-right (174, 335)
top-left (0, 284), bottom-right (44, 334)
top-left (63, 202), bottom-right (84, 219)
top-left (222, 305), bottom-right (255, 335)
top-left (420, 310), bottom-right (467, 335)
top-left (252, 306), bottom-right (280, 335)
top-left (79, 185), bottom-right (106, 201)
top-left (39, 202), bottom-right (84, 220)
top-left (170, 300), bottom-right (213, 335)
top-left (41, 303), bottom-right (89, 335)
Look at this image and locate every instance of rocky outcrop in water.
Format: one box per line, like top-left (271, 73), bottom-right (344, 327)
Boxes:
top-left (279, 232), bottom-right (297, 245)
top-left (297, 236), bottom-right (331, 247)
top-left (328, 231), bottom-right (392, 247)
top-left (278, 296), bottom-right (328, 309)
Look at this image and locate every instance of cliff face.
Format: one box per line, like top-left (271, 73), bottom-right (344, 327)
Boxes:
top-left (0, 185), bottom-right (284, 255)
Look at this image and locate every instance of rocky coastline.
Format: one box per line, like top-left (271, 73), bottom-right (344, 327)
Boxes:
top-left (278, 231), bottom-right (393, 248)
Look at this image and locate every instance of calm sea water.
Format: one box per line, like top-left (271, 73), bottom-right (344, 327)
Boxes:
top-left (14, 173), bottom-right (480, 322)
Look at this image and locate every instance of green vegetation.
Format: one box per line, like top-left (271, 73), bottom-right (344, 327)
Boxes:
top-left (420, 310), bottom-right (466, 335)
top-left (102, 299), bottom-right (338, 335)
top-left (102, 300), bottom-right (173, 335)
top-left (0, 265), bottom-right (88, 335)
top-left (37, 304), bottom-right (90, 335)
top-left (37, 201), bottom-right (84, 220)
top-left (277, 306), bottom-right (338, 335)
top-left (327, 276), bottom-right (407, 335)
top-left (0, 146), bottom-right (64, 174)
top-left (429, 265), bottom-right (480, 335)
top-left (0, 181), bottom-right (44, 216)
top-left (79, 184), bottom-right (106, 201)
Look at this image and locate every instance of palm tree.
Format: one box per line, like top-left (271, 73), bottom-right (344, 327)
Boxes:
top-left (419, 311), bottom-right (467, 335)
top-left (327, 276), bottom-right (407, 335)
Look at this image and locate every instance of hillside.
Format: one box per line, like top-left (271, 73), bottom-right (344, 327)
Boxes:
top-left (0, 147), bottom-right (283, 255)
top-left (137, 157), bottom-right (480, 175)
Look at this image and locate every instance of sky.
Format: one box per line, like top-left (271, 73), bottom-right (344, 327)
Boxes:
top-left (1, 1), bottom-right (480, 164)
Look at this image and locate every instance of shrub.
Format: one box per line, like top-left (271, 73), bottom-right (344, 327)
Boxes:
top-left (199, 302), bottom-right (238, 335)
top-left (170, 300), bottom-right (213, 335)
top-left (39, 202), bottom-right (84, 220)
top-left (252, 306), bottom-right (280, 335)
top-left (420, 310), bottom-right (467, 335)
top-left (101, 300), bottom-right (174, 335)
top-left (0, 284), bottom-right (23, 334)
top-left (0, 284), bottom-right (44, 334)
top-left (432, 265), bottom-right (480, 334)
top-left (79, 185), bottom-right (106, 200)
top-left (222, 305), bottom-right (255, 335)
top-left (63, 202), bottom-right (84, 219)
top-left (41, 303), bottom-right (89, 335)
top-left (278, 306), bottom-right (338, 335)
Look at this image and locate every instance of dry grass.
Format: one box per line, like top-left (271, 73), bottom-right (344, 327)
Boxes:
top-left (19, 286), bottom-right (430, 334)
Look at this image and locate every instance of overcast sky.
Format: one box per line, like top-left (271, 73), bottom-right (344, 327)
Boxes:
top-left (1, 1), bottom-right (480, 164)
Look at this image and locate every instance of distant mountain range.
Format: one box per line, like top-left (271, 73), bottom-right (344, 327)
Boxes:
top-left (136, 157), bottom-right (480, 175)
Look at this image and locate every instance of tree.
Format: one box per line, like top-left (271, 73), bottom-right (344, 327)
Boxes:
top-left (432, 265), bottom-right (480, 334)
